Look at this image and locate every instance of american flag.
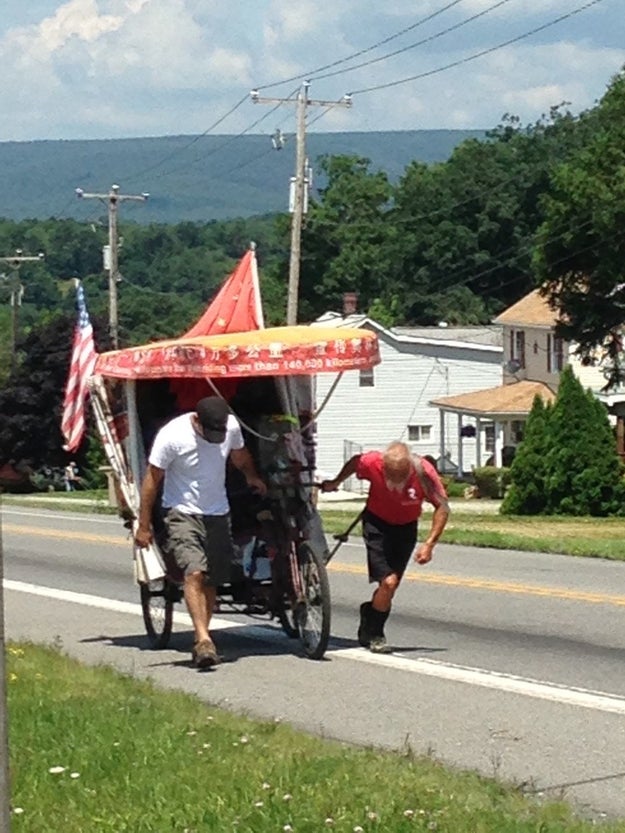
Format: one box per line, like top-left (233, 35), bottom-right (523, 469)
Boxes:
top-left (61, 281), bottom-right (98, 452)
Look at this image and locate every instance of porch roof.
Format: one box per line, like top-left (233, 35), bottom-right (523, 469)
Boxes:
top-left (430, 379), bottom-right (556, 418)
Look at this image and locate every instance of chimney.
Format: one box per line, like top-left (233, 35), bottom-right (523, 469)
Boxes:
top-left (342, 292), bottom-right (358, 316)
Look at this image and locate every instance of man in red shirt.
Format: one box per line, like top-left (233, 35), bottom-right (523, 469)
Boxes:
top-left (321, 441), bottom-right (449, 653)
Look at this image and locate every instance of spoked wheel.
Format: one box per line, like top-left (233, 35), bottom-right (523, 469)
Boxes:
top-left (277, 605), bottom-right (300, 639)
top-left (140, 579), bottom-right (174, 649)
top-left (293, 541), bottom-right (331, 660)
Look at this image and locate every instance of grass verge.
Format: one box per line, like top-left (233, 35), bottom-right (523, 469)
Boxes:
top-left (7, 642), bottom-right (622, 832)
top-left (320, 510), bottom-right (625, 560)
top-left (4, 494), bottom-right (625, 559)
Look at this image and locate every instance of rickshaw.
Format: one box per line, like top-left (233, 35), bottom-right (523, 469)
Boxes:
top-left (89, 319), bottom-right (380, 661)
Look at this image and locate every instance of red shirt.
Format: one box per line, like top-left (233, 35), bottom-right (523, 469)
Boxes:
top-left (356, 451), bottom-right (447, 525)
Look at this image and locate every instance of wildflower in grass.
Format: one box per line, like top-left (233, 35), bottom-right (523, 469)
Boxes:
top-left (353, 827), bottom-right (364, 833)
top-left (254, 801), bottom-right (264, 808)
top-left (12, 807), bottom-right (24, 815)
top-left (261, 782), bottom-right (271, 790)
top-left (9, 673), bottom-right (17, 683)
top-left (403, 810), bottom-right (414, 818)
top-left (367, 811), bottom-right (378, 821)
top-left (324, 819), bottom-right (334, 826)
top-left (239, 736), bottom-right (249, 744)
top-left (70, 773), bottom-right (80, 779)
top-left (112, 742), bottom-right (120, 747)
top-left (202, 743), bottom-right (211, 749)
top-left (186, 730), bottom-right (197, 736)
top-left (283, 794), bottom-right (292, 802)
top-left (8, 647), bottom-right (24, 657)
top-left (283, 826), bottom-right (293, 832)
top-left (48, 766), bottom-right (65, 774)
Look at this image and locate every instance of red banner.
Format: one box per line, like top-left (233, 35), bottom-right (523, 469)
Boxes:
top-left (95, 326), bottom-right (380, 380)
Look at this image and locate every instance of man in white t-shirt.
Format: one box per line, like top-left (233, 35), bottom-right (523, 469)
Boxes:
top-left (135, 397), bottom-right (266, 669)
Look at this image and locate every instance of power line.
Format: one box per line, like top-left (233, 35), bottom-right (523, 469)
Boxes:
top-left (311, 0), bottom-right (514, 83)
top-left (350, 0), bottom-right (606, 95)
top-left (257, 0), bottom-right (466, 91)
top-left (155, 89), bottom-right (300, 180)
top-left (121, 94), bottom-right (249, 185)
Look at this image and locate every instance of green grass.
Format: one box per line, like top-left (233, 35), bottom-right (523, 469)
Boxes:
top-left (7, 642), bottom-right (623, 832)
top-left (320, 510), bottom-right (625, 560)
top-left (1, 489), bottom-right (116, 515)
top-left (4, 492), bottom-right (625, 559)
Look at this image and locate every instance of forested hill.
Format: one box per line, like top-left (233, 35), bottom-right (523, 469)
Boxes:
top-left (0, 129), bottom-right (485, 224)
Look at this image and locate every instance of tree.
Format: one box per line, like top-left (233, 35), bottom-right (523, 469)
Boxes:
top-left (296, 155), bottom-right (393, 320)
top-left (535, 70), bottom-right (625, 386)
top-left (389, 107), bottom-right (584, 326)
top-left (544, 366), bottom-right (625, 515)
top-left (501, 395), bottom-right (552, 515)
top-left (0, 312), bottom-right (109, 472)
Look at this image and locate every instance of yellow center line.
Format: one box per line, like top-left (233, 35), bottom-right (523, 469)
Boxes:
top-left (327, 561), bottom-right (625, 608)
top-left (6, 523), bottom-right (625, 608)
top-left (3, 523), bottom-right (126, 546)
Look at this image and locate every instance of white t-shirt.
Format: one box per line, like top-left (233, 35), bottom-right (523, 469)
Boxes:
top-left (148, 412), bottom-right (244, 515)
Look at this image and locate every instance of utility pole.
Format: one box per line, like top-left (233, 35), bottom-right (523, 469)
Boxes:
top-left (0, 519), bottom-right (10, 833)
top-left (75, 184), bottom-right (148, 349)
top-left (0, 251), bottom-right (45, 373)
top-left (251, 82), bottom-right (352, 324)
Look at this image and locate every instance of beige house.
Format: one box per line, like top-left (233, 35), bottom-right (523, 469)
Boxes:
top-left (430, 288), bottom-right (625, 470)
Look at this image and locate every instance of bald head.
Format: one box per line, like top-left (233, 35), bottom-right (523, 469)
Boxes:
top-left (382, 442), bottom-right (413, 489)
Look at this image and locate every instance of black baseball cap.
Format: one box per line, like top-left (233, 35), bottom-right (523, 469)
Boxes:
top-left (196, 397), bottom-right (229, 443)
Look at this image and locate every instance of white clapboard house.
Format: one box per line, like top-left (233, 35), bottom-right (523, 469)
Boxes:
top-left (311, 313), bottom-right (503, 487)
top-left (429, 288), bottom-right (625, 468)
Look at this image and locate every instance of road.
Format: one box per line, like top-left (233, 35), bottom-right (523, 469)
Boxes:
top-left (3, 505), bottom-right (625, 820)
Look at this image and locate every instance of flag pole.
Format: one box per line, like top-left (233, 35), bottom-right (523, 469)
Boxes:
top-left (249, 241), bottom-right (265, 329)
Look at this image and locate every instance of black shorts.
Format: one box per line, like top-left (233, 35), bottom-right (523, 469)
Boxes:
top-left (362, 510), bottom-right (418, 584)
top-left (162, 509), bottom-right (235, 586)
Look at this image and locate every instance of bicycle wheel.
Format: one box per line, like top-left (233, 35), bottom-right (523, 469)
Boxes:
top-left (296, 541), bottom-right (331, 660)
top-left (140, 579), bottom-right (174, 649)
top-left (273, 553), bottom-right (299, 638)
top-left (277, 605), bottom-right (299, 639)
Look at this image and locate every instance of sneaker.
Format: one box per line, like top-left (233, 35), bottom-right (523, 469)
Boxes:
top-left (369, 635), bottom-right (391, 654)
top-left (192, 638), bottom-right (219, 669)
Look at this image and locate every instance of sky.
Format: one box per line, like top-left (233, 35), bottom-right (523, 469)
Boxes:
top-left (1, 0), bottom-right (624, 142)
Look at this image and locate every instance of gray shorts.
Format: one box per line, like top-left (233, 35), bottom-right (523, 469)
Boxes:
top-left (162, 509), bottom-right (234, 586)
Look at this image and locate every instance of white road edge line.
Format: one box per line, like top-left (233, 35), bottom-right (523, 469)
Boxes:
top-left (6, 579), bottom-right (625, 717)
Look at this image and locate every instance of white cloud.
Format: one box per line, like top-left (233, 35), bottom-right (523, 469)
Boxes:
top-left (0, 0), bottom-right (622, 140)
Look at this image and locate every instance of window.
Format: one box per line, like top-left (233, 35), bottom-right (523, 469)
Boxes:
top-left (509, 329), bottom-right (526, 369)
top-left (408, 424), bottom-right (431, 442)
top-left (511, 420), bottom-right (524, 443)
top-left (359, 368), bottom-right (375, 387)
top-left (547, 334), bottom-right (564, 373)
top-left (484, 424), bottom-right (495, 453)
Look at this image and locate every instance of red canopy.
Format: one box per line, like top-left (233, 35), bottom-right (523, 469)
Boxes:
top-left (94, 325), bottom-right (380, 380)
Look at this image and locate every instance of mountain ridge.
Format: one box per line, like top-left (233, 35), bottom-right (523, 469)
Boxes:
top-left (0, 129), bottom-right (487, 224)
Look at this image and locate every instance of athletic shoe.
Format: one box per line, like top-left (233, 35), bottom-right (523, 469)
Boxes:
top-left (192, 638), bottom-right (219, 668)
top-left (369, 635), bottom-right (391, 654)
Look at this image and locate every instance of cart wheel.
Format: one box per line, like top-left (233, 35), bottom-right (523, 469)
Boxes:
top-left (140, 579), bottom-right (173, 649)
top-left (296, 541), bottom-right (331, 660)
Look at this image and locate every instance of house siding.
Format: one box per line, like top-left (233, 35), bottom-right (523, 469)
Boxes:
top-left (502, 325), bottom-right (571, 387)
top-left (314, 331), bottom-right (502, 478)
